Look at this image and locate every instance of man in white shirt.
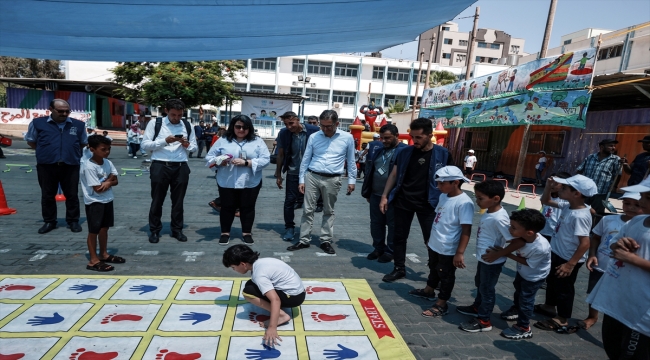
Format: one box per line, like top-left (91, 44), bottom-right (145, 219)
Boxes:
top-left (141, 99), bottom-right (197, 244)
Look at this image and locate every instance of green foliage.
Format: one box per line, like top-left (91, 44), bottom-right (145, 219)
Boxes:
top-left (445, 108), bottom-right (455, 120)
top-left (461, 107), bottom-right (470, 120)
top-left (111, 61), bottom-right (246, 108)
top-left (427, 70), bottom-right (458, 88)
top-left (572, 95), bottom-right (589, 120)
top-left (384, 102), bottom-right (406, 118)
top-left (0, 57), bottom-right (65, 79)
top-left (551, 91), bottom-right (568, 106)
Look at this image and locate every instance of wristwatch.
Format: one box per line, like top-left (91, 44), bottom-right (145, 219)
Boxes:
top-left (244, 160), bottom-right (249, 167)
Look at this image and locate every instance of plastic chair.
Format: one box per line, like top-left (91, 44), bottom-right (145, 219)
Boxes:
top-left (513, 184), bottom-right (536, 199)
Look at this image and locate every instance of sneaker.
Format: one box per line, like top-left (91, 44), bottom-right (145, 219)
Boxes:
top-left (500, 306), bottom-right (519, 321)
top-left (382, 268), bottom-right (405, 282)
top-left (456, 305), bottom-right (479, 317)
top-left (377, 252), bottom-right (394, 263)
top-left (133, 156), bottom-right (138, 159)
top-left (459, 318), bottom-right (492, 333)
top-left (501, 324), bottom-right (532, 340)
top-left (219, 234), bottom-right (229, 245)
top-left (243, 235), bottom-right (254, 244)
top-left (142, 154), bottom-right (148, 157)
top-left (282, 228), bottom-right (295, 241)
top-left (367, 249), bottom-right (382, 260)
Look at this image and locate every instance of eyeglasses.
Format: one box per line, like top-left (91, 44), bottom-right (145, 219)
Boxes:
top-left (234, 125), bottom-right (249, 130)
top-left (53, 109), bottom-right (71, 114)
top-left (319, 124), bottom-right (335, 129)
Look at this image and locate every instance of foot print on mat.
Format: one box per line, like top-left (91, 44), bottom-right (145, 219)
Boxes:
top-left (155, 349), bottom-right (201, 360)
top-left (101, 313), bottom-right (143, 324)
top-left (305, 286), bottom-right (335, 294)
top-left (0, 353), bottom-right (25, 360)
top-left (311, 312), bottom-right (348, 322)
top-left (0, 284), bottom-right (35, 292)
top-left (249, 312), bottom-right (270, 324)
top-left (69, 348), bottom-right (118, 360)
top-left (189, 286), bottom-right (221, 294)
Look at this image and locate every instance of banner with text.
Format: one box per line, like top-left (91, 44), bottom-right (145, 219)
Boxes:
top-left (0, 108), bottom-right (91, 125)
top-left (241, 96), bottom-right (293, 121)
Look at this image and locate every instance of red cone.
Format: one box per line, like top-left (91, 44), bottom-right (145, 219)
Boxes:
top-left (0, 180), bottom-right (17, 216)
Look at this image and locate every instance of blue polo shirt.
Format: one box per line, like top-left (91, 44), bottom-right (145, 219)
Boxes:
top-left (26, 116), bottom-right (88, 165)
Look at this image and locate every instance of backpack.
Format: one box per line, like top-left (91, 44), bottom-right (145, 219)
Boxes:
top-left (153, 116), bottom-right (192, 141)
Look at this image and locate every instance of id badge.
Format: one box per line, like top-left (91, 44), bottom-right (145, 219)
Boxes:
top-left (377, 166), bottom-right (386, 176)
top-left (240, 151), bottom-right (247, 160)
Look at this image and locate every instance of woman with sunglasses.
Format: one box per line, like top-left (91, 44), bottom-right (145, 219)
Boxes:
top-left (206, 115), bottom-right (270, 245)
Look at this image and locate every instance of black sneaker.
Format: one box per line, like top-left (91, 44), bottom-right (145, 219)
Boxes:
top-left (382, 268), bottom-right (405, 282)
top-left (500, 306), bottom-right (519, 320)
top-left (456, 305), bottom-right (479, 317)
top-left (367, 249), bottom-right (381, 260)
top-left (459, 318), bottom-right (492, 332)
top-left (219, 234), bottom-right (229, 245)
top-left (501, 324), bottom-right (532, 339)
top-left (243, 235), bottom-right (254, 244)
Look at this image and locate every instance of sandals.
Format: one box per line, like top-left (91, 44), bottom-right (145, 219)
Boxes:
top-left (409, 288), bottom-right (436, 301)
top-left (556, 325), bottom-right (579, 334)
top-left (422, 304), bottom-right (448, 318)
top-left (101, 255), bottom-right (126, 264)
top-left (86, 262), bottom-right (114, 272)
top-left (533, 304), bottom-right (557, 317)
top-left (533, 318), bottom-right (577, 334)
top-left (208, 201), bottom-right (221, 212)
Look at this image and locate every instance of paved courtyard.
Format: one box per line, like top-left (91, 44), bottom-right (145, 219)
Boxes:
top-left (0, 140), bottom-right (610, 359)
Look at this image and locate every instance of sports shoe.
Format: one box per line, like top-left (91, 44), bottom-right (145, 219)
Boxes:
top-left (367, 249), bottom-right (381, 260)
top-left (500, 306), bottom-right (519, 320)
top-left (459, 318), bottom-right (492, 332)
top-left (456, 305), bottom-right (479, 317)
top-left (219, 234), bottom-right (229, 245)
top-left (282, 228), bottom-right (295, 241)
top-left (377, 252), bottom-right (394, 263)
top-left (382, 268), bottom-right (405, 282)
top-left (501, 324), bottom-right (532, 339)
top-left (243, 235), bottom-right (254, 244)
top-left (133, 156), bottom-right (138, 159)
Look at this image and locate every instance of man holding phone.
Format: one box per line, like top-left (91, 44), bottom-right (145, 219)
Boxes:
top-left (141, 99), bottom-right (197, 244)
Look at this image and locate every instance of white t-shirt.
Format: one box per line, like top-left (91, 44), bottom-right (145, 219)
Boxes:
top-left (81, 147), bottom-right (92, 164)
top-left (591, 215), bottom-right (627, 273)
top-left (587, 215), bottom-right (650, 338)
top-left (251, 258), bottom-right (305, 296)
top-left (80, 159), bottom-right (118, 205)
top-left (540, 198), bottom-right (567, 236)
top-left (516, 233), bottom-right (552, 282)
top-left (550, 203), bottom-right (592, 262)
top-left (429, 192), bottom-right (475, 256)
top-left (476, 208), bottom-right (515, 264)
top-left (464, 155), bottom-right (477, 168)
top-left (535, 156), bottom-right (547, 170)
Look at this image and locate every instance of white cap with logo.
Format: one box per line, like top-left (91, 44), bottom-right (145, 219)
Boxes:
top-left (553, 175), bottom-right (598, 197)
top-left (621, 177), bottom-right (650, 194)
top-left (435, 166), bottom-right (470, 182)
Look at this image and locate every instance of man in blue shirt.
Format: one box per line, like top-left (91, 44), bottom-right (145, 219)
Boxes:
top-left (25, 99), bottom-right (88, 234)
top-left (189, 120), bottom-right (206, 158)
top-left (287, 110), bottom-right (357, 254)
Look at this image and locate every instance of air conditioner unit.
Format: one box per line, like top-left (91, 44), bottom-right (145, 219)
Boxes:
top-left (310, 83), bottom-right (317, 87)
top-left (333, 102), bottom-right (343, 109)
top-left (292, 81), bottom-right (298, 86)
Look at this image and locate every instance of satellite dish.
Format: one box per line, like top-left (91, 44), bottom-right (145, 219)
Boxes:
top-left (84, 85), bottom-right (93, 92)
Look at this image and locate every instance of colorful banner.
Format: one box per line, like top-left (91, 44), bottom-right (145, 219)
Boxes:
top-left (0, 108), bottom-right (90, 125)
top-left (241, 96), bottom-right (293, 121)
top-left (420, 48), bottom-right (596, 128)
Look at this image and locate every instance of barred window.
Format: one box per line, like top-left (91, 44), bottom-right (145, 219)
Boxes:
top-left (307, 61), bottom-right (332, 75)
top-left (292, 59), bottom-right (305, 73)
top-left (251, 58), bottom-right (276, 71)
top-left (527, 132), bottom-right (565, 156)
top-left (459, 40), bottom-right (468, 46)
top-left (332, 91), bottom-right (355, 105)
top-left (464, 131), bottom-right (489, 151)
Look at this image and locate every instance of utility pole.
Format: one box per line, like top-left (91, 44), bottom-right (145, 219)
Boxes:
top-left (425, 35), bottom-right (435, 90)
top-left (513, 0), bottom-right (557, 187)
top-left (411, 49), bottom-right (425, 121)
top-left (465, 6), bottom-right (480, 80)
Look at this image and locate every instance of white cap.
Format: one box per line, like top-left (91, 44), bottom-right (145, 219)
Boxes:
top-left (621, 177), bottom-right (650, 194)
top-left (373, 133), bottom-right (380, 139)
top-left (468, 149), bottom-right (475, 153)
top-left (620, 192), bottom-right (641, 200)
top-left (553, 175), bottom-right (598, 197)
top-left (435, 166), bottom-right (470, 182)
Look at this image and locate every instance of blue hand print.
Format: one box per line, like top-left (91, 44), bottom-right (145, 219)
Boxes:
top-left (129, 284), bottom-right (157, 295)
top-left (245, 344), bottom-right (281, 359)
top-left (180, 312), bottom-right (211, 325)
top-left (27, 312), bottom-right (64, 326)
top-left (323, 344), bottom-right (359, 359)
top-left (68, 284), bottom-right (98, 294)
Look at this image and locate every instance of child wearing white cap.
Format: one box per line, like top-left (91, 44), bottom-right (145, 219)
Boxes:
top-left (534, 174), bottom-right (598, 332)
top-left (587, 177), bottom-right (650, 359)
top-left (464, 150), bottom-right (477, 178)
top-left (579, 191), bottom-right (643, 331)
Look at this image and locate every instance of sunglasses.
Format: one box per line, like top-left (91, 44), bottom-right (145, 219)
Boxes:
top-left (234, 125), bottom-right (249, 130)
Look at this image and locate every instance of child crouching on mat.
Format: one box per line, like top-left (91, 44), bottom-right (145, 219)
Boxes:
top-left (223, 244), bottom-right (306, 346)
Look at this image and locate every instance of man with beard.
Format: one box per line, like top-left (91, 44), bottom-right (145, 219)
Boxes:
top-left (576, 139), bottom-right (622, 195)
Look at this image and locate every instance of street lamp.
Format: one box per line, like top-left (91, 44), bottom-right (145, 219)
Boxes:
top-left (297, 76), bottom-right (312, 120)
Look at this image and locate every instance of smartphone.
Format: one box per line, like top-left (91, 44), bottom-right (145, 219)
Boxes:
top-left (174, 134), bottom-right (183, 138)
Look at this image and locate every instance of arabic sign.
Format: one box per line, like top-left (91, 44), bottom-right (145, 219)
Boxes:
top-left (0, 108), bottom-right (91, 125)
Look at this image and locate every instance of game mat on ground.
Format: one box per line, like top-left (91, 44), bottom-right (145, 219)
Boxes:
top-left (0, 275), bottom-right (414, 359)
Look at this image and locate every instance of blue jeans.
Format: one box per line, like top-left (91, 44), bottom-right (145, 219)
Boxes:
top-left (284, 174), bottom-right (301, 229)
top-left (513, 273), bottom-right (544, 328)
top-left (369, 194), bottom-right (394, 254)
top-left (472, 261), bottom-right (504, 321)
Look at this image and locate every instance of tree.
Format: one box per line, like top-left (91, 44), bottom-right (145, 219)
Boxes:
top-left (445, 108), bottom-right (455, 120)
top-left (461, 107), bottom-right (471, 120)
top-left (551, 91), bottom-right (568, 107)
top-left (428, 70), bottom-right (457, 88)
top-left (111, 61), bottom-right (246, 108)
top-left (0, 57), bottom-right (65, 79)
top-left (384, 101), bottom-right (405, 118)
top-left (572, 96), bottom-right (589, 121)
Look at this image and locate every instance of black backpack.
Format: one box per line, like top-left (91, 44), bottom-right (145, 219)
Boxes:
top-left (153, 116), bottom-right (192, 141)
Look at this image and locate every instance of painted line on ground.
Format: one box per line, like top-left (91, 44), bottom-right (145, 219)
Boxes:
top-left (315, 252), bottom-right (337, 257)
top-left (356, 253), bottom-right (369, 257)
top-left (134, 250), bottom-right (158, 256)
top-left (182, 251), bottom-right (204, 262)
top-left (0, 249), bottom-right (11, 253)
top-left (280, 256), bottom-right (291, 263)
top-left (406, 253), bottom-right (420, 263)
top-left (29, 250), bottom-right (60, 261)
top-left (273, 252), bottom-right (293, 256)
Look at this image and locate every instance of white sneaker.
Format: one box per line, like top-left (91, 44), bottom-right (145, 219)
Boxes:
top-left (133, 156), bottom-right (138, 159)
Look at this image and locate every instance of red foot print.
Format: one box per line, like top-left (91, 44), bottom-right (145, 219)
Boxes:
top-left (311, 312), bottom-right (348, 322)
top-left (69, 348), bottom-right (118, 360)
top-left (155, 349), bottom-right (201, 360)
top-left (189, 286), bottom-right (222, 294)
top-left (101, 313), bottom-right (143, 324)
top-left (248, 312), bottom-right (270, 323)
top-left (0, 284), bottom-right (35, 292)
top-left (306, 286), bottom-right (335, 294)
top-left (0, 353), bottom-right (25, 360)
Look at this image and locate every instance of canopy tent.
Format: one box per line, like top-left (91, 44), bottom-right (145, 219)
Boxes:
top-left (0, 0), bottom-right (475, 62)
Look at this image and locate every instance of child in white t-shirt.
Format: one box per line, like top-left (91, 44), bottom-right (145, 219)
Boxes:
top-left (463, 150), bottom-right (477, 178)
top-left (580, 191), bottom-right (642, 330)
top-left (457, 180), bottom-right (520, 333)
top-left (535, 175), bottom-right (597, 332)
top-left (587, 177), bottom-right (650, 359)
top-left (415, 166), bottom-right (474, 318)
top-left (535, 151), bottom-right (547, 185)
top-left (223, 244), bottom-right (306, 347)
top-left (539, 172), bottom-right (571, 242)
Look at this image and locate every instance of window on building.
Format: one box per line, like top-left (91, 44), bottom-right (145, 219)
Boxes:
top-left (290, 87), bottom-right (303, 96)
top-left (307, 61), bottom-right (332, 75)
top-left (304, 88), bottom-right (329, 103)
top-left (527, 132), bottom-right (565, 156)
top-left (332, 91), bottom-right (356, 105)
top-left (292, 59), bottom-right (305, 73)
top-left (442, 53), bottom-right (451, 59)
top-left (475, 56), bottom-right (487, 63)
top-left (411, 72), bottom-right (426, 83)
top-left (386, 68), bottom-right (410, 82)
top-left (442, 26), bottom-right (450, 31)
top-left (338, 118), bottom-right (354, 128)
top-left (249, 84), bottom-right (275, 93)
top-left (233, 83), bottom-right (247, 91)
top-left (510, 45), bottom-right (520, 53)
top-left (443, 38), bottom-right (453, 45)
top-left (464, 131), bottom-right (489, 151)
top-left (563, 39), bottom-right (572, 45)
top-left (477, 42), bottom-right (487, 48)
top-left (372, 66), bottom-right (384, 79)
top-left (383, 94), bottom-right (408, 107)
top-left (251, 58), bottom-right (276, 71)
top-left (490, 43), bottom-right (500, 50)
top-left (369, 93), bottom-right (383, 106)
top-left (221, 111), bottom-right (241, 124)
top-left (334, 63), bottom-right (358, 77)
top-left (455, 54), bottom-right (467, 63)
top-left (598, 45), bottom-right (624, 60)
top-left (459, 40), bottom-right (468, 46)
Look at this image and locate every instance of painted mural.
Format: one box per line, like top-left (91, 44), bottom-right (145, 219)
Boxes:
top-left (420, 48), bottom-right (597, 129)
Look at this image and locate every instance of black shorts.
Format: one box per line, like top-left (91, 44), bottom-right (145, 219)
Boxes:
top-left (586, 269), bottom-right (604, 294)
top-left (85, 201), bottom-right (114, 234)
top-left (242, 280), bottom-right (305, 308)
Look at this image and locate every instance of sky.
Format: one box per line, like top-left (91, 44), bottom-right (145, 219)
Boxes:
top-left (380, 0), bottom-right (650, 60)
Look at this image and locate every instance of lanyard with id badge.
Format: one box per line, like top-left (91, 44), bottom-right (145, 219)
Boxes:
top-left (235, 140), bottom-right (247, 159)
top-left (377, 148), bottom-right (396, 176)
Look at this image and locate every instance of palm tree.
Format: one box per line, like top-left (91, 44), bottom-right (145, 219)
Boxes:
top-left (384, 101), bottom-right (406, 118)
top-left (428, 70), bottom-right (458, 88)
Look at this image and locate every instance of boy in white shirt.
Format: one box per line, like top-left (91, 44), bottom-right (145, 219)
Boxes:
top-left (580, 191), bottom-right (642, 330)
top-left (534, 174), bottom-right (597, 332)
top-left (80, 135), bottom-right (123, 272)
top-left (535, 151), bottom-right (547, 185)
top-left (457, 180), bottom-right (522, 332)
top-left (539, 172), bottom-right (571, 242)
top-left (587, 177), bottom-right (650, 359)
top-left (414, 166), bottom-right (474, 318)
top-left (463, 149), bottom-right (477, 178)
top-left (224, 244), bottom-right (306, 347)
